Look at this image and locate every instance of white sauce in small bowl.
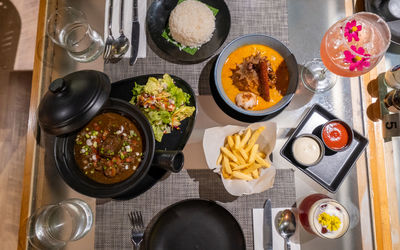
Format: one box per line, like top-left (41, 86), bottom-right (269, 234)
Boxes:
top-left (292, 135), bottom-right (322, 166)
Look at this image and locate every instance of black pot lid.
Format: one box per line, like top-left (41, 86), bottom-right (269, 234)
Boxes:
top-left (38, 70), bottom-right (111, 136)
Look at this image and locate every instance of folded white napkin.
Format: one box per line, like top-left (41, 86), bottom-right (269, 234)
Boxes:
top-left (104, 0), bottom-right (147, 58)
top-left (253, 208), bottom-right (301, 250)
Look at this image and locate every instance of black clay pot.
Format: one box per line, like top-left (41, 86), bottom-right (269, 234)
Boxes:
top-left (39, 70), bottom-right (184, 198)
top-left (54, 98), bottom-right (157, 198)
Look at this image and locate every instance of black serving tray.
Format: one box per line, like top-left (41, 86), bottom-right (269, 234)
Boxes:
top-left (280, 104), bottom-right (368, 193)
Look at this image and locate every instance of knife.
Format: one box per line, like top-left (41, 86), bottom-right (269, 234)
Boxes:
top-left (129, 0), bottom-right (139, 65)
top-left (263, 199), bottom-right (273, 250)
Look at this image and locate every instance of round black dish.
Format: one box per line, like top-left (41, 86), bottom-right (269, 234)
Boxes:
top-left (54, 98), bottom-right (155, 198)
top-left (365, 0), bottom-right (400, 45)
top-left (209, 58), bottom-right (287, 123)
top-left (109, 74), bottom-right (197, 199)
top-left (212, 34), bottom-right (299, 122)
top-left (146, 199), bottom-right (246, 250)
top-left (147, 0), bottom-right (231, 64)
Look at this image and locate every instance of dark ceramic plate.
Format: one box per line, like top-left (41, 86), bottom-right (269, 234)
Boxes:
top-left (147, 0), bottom-right (231, 64)
top-left (110, 74), bottom-right (197, 199)
top-left (146, 199), bottom-right (245, 250)
top-left (364, 0), bottom-right (400, 45)
top-left (280, 104), bottom-right (369, 193)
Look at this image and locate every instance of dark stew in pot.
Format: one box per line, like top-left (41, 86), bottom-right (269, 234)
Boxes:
top-left (74, 112), bottom-right (143, 184)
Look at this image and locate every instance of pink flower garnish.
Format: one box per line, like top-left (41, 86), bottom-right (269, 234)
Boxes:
top-left (343, 45), bottom-right (370, 71)
top-left (344, 20), bottom-right (362, 42)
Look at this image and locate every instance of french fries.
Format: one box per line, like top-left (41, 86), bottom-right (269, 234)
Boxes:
top-left (217, 126), bottom-right (270, 180)
top-left (245, 127), bottom-right (265, 153)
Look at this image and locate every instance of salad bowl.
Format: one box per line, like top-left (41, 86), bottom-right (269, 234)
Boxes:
top-left (110, 74), bottom-right (197, 151)
top-left (108, 74), bottom-right (197, 199)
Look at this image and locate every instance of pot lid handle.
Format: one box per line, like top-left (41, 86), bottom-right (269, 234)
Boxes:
top-left (49, 78), bottom-right (67, 93)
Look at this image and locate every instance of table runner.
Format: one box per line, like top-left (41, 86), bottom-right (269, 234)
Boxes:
top-left (98, 0), bottom-right (290, 248)
top-left (95, 169), bottom-right (296, 250)
top-left (104, 0), bottom-right (289, 95)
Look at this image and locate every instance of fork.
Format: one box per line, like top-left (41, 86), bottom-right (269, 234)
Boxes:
top-left (103, 0), bottom-right (115, 63)
top-left (128, 211), bottom-right (144, 249)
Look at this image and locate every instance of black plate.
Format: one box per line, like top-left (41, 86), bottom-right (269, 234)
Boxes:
top-left (280, 104), bottom-right (369, 193)
top-left (146, 199), bottom-right (245, 250)
top-left (110, 74), bottom-right (197, 199)
top-left (364, 0), bottom-right (400, 45)
top-left (147, 0), bottom-right (231, 64)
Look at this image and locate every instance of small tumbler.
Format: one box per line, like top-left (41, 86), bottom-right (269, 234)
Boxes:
top-left (27, 198), bottom-right (93, 249)
top-left (46, 7), bottom-right (104, 62)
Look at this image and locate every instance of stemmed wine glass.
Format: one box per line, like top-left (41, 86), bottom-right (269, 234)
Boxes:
top-left (301, 12), bottom-right (391, 93)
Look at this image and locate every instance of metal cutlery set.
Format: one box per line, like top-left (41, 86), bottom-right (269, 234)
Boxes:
top-left (104, 0), bottom-right (139, 64)
top-left (264, 199), bottom-right (297, 250)
top-left (128, 211), bottom-right (144, 249)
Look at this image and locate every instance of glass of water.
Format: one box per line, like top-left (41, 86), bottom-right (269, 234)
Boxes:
top-left (46, 7), bottom-right (104, 62)
top-left (27, 198), bottom-right (93, 249)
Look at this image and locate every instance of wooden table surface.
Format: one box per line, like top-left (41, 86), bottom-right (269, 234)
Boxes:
top-left (17, 0), bottom-right (400, 249)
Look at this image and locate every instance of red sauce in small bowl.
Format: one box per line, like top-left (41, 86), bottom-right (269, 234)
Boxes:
top-left (322, 122), bottom-right (349, 150)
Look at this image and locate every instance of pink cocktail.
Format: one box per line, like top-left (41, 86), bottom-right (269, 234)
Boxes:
top-left (302, 12), bottom-right (391, 92)
top-left (320, 12), bottom-right (391, 77)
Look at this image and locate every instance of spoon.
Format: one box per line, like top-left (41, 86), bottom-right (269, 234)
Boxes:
top-left (114, 0), bottom-right (129, 60)
top-left (275, 209), bottom-right (296, 250)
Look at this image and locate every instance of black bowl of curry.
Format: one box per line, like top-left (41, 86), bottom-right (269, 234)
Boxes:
top-left (213, 34), bottom-right (298, 120)
top-left (74, 112), bottom-right (144, 184)
top-left (54, 98), bottom-right (156, 198)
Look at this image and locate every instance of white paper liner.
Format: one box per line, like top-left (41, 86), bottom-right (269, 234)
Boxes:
top-left (203, 122), bottom-right (277, 196)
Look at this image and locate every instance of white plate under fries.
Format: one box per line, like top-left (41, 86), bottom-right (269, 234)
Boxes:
top-left (202, 121), bottom-right (277, 196)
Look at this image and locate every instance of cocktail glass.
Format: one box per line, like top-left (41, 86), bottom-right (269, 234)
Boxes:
top-left (301, 12), bottom-right (391, 93)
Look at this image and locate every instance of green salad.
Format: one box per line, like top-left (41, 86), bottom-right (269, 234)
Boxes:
top-left (130, 74), bottom-right (195, 142)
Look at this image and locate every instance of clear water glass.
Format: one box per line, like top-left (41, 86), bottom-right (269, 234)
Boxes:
top-left (47, 7), bottom-right (104, 62)
top-left (27, 198), bottom-right (93, 249)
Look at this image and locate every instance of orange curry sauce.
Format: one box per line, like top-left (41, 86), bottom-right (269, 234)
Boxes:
top-left (221, 44), bottom-right (289, 110)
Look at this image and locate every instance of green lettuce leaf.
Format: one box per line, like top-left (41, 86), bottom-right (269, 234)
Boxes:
top-left (144, 77), bottom-right (163, 95)
top-left (172, 106), bottom-right (195, 127)
top-left (130, 82), bottom-right (145, 104)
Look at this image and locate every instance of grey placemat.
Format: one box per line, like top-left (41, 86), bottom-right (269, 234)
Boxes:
top-left (105, 0), bottom-right (289, 95)
top-left (95, 169), bottom-right (296, 250)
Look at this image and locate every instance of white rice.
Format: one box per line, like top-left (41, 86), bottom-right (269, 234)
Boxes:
top-left (169, 0), bottom-right (216, 48)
